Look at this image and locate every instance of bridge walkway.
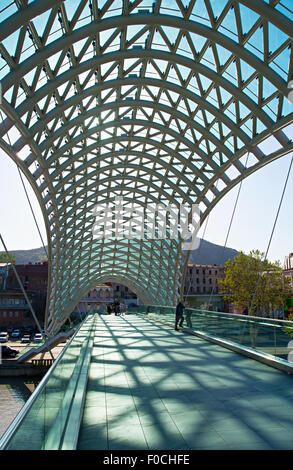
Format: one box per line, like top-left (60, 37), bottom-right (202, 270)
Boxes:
top-left (77, 314), bottom-right (293, 450)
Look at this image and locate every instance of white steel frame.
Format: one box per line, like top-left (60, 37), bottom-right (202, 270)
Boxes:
top-left (0, 0), bottom-right (292, 334)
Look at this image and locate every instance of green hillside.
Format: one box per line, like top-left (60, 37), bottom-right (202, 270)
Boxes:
top-left (0, 246), bottom-right (48, 264)
top-left (1, 239), bottom-right (238, 266)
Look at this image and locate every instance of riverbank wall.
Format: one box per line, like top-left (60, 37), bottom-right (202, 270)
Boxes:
top-left (0, 360), bottom-right (51, 377)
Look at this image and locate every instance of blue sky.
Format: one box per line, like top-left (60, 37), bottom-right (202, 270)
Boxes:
top-left (1, 147), bottom-right (292, 265)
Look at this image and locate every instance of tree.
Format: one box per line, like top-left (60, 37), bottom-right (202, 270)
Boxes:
top-left (218, 250), bottom-right (292, 316)
top-left (0, 252), bottom-right (16, 264)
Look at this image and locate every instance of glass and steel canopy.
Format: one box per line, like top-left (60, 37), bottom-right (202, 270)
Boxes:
top-left (0, 0), bottom-right (292, 334)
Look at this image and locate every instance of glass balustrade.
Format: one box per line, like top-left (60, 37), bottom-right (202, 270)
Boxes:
top-left (0, 314), bottom-right (96, 450)
top-left (136, 305), bottom-right (293, 364)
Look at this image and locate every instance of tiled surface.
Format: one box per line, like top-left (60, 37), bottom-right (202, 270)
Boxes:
top-left (77, 314), bottom-right (293, 450)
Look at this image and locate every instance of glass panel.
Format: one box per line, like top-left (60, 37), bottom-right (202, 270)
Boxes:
top-left (1, 314), bottom-right (96, 450)
top-left (139, 306), bottom-right (293, 365)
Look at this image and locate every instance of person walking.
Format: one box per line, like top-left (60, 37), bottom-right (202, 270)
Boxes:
top-left (106, 303), bottom-right (112, 315)
top-left (113, 298), bottom-right (121, 316)
top-left (175, 298), bottom-right (185, 331)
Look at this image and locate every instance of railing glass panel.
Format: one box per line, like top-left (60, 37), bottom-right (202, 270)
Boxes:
top-left (0, 314), bottom-right (96, 450)
top-left (137, 305), bottom-right (293, 364)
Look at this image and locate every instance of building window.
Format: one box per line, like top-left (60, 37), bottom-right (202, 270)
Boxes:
top-left (15, 312), bottom-right (18, 318)
top-left (3, 311), bottom-right (7, 318)
top-left (9, 311), bottom-right (13, 318)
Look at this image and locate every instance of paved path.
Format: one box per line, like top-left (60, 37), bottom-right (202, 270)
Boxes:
top-left (77, 314), bottom-right (293, 450)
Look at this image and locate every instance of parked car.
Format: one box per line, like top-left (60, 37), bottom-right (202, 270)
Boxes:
top-left (33, 333), bottom-right (43, 343)
top-left (11, 329), bottom-right (21, 339)
top-left (24, 327), bottom-right (34, 334)
top-left (1, 345), bottom-right (19, 358)
top-left (0, 332), bottom-right (8, 343)
top-left (21, 334), bottom-right (31, 343)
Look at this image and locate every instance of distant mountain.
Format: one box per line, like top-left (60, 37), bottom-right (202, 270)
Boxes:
top-left (2, 238), bottom-right (238, 266)
top-left (183, 238), bottom-right (239, 266)
top-left (1, 246), bottom-right (48, 264)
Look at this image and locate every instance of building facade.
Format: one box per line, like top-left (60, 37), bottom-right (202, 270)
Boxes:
top-left (73, 283), bottom-right (138, 315)
top-left (2, 262), bottom-right (138, 325)
top-left (183, 264), bottom-right (225, 310)
top-left (0, 291), bottom-right (33, 328)
top-left (111, 283), bottom-right (138, 304)
top-left (76, 284), bottom-right (114, 314)
top-left (6, 262), bottom-right (48, 295)
top-left (284, 253), bottom-right (293, 287)
top-left (184, 264), bottom-right (224, 295)
top-left (0, 262), bottom-right (49, 327)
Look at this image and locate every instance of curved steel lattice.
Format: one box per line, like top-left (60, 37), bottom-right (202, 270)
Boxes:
top-left (0, 0), bottom-right (292, 334)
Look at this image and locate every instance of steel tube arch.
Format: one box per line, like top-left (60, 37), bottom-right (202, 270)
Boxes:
top-left (0, 0), bottom-right (292, 333)
top-left (1, 14), bottom-right (289, 93)
top-left (15, 67), bottom-right (273, 131)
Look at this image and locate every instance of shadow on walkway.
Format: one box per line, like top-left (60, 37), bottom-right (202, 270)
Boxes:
top-left (78, 314), bottom-right (293, 450)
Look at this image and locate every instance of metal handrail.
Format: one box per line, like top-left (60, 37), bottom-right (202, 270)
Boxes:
top-left (61, 317), bottom-right (96, 450)
top-left (43, 314), bottom-right (96, 450)
top-left (142, 304), bottom-right (293, 326)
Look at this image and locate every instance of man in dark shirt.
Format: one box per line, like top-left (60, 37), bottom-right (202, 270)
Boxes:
top-left (175, 298), bottom-right (185, 331)
top-left (113, 298), bottom-right (121, 316)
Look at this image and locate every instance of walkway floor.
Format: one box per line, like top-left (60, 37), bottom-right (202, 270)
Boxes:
top-left (77, 314), bottom-right (293, 450)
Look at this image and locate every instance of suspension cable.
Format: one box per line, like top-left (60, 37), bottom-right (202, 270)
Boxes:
top-left (16, 166), bottom-right (48, 258)
top-left (0, 109), bottom-right (48, 259)
top-left (207, 152), bottom-right (250, 310)
top-left (184, 213), bottom-right (210, 300)
top-left (0, 109), bottom-right (53, 350)
top-left (183, 176), bottom-right (223, 303)
top-left (248, 154), bottom-right (293, 315)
